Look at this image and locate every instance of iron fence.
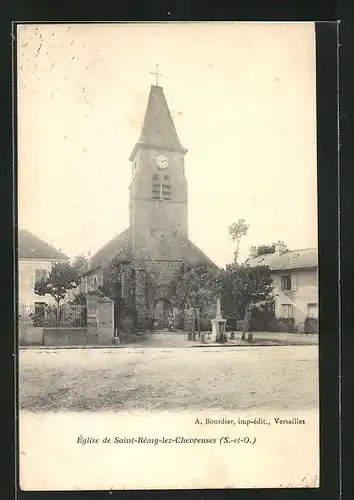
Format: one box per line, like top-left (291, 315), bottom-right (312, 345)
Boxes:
top-left (19, 304), bottom-right (87, 328)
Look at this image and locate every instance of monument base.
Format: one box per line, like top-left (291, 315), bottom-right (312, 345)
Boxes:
top-left (211, 317), bottom-right (227, 342)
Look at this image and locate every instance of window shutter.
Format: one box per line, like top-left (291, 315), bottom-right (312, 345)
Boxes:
top-left (35, 269), bottom-right (41, 282)
top-left (291, 273), bottom-right (297, 291)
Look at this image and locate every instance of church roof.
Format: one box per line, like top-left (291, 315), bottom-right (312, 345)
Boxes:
top-left (129, 85), bottom-right (187, 160)
top-left (18, 229), bottom-right (69, 260)
top-left (180, 238), bottom-right (218, 268)
top-left (246, 248), bottom-right (318, 271)
top-left (82, 227), bottom-right (133, 275)
top-left (82, 227), bottom-right (217, 275)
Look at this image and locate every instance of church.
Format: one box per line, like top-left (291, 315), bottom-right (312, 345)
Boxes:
top-left (80, 81), bottom-right (217, 329)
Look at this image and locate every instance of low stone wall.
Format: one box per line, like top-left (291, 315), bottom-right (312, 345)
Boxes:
top-left (44, 328), bottom-right (87, 346)
top-left (19, 326), bottom-right (44, 345)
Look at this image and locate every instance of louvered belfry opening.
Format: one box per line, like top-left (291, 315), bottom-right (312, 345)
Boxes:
top-left (162, 175), bottom-right (171, 200)
top-left (152, 173), bottom-right (161, 199)
top-left (152, 173), bottom-right (171, 200)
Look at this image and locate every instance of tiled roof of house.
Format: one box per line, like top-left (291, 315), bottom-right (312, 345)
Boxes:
top-left (246, 248), bottom-right (318, 271)
top-left (82, 226), bottom-right (217, 275)
top-left (129, 85), bottom-right (187, 160)
top-left (18, 229), bottom-right (69, 260)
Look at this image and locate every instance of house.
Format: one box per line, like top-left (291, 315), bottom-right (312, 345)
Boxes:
top-left (18, 229), bottom-right (69, 311)
top-left (246, 243), bottom-right (318, 332)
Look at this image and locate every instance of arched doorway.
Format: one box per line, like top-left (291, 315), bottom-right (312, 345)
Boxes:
top-left (154, 299), bottom-right (173, 329)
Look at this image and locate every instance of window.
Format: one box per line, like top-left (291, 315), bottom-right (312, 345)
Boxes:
top-left (280, 274), bottom-right (292, 291)
top-left (307, 303), bottom-right (318, 319)
top-left (162, 175), bottom-right (171, 200)
top-left (34, 268), bottom-right (48, 282)
top-left (281, 304), bottom-right (293, 318)
top-left (152, 174), bottom-right (161, 199)
top-left (92, 277), bottom-right (98, 290)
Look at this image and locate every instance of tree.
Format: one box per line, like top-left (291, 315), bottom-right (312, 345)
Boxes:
top-left (221, 263), bottom-right (274, 340)
top-left (72, 254), bottom-right (87, 270)
top-left (99, 257), bottom-right (140, 332)
top-left (228, 218), bottom-right (249, 263)
top-left (250, 241), bottom-right (288, 258)
top-left (256, 244), bottom-right (275, 256)
top-left (69, 291), bottom-right (87, 305)
top-left (34, 262), bottom-right (81, 325)
top-left (172, 263), bottom-right (221, 335)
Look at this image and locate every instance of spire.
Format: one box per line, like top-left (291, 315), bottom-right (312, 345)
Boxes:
top-left (129, 85), bottom-right (187, 160)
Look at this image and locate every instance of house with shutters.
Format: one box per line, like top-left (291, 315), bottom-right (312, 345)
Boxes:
top-left (246, 243), bottom-right (318, 332)
top-left (18, 229), bottom-right (69, 309)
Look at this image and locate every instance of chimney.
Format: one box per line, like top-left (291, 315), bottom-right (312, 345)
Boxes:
top-left (274, 242), bottom-right (288, 255)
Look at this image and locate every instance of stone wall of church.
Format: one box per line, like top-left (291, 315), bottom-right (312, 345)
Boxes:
top-left (134, 259), bottom-right (217, 327)
top-left (134, 260), bottom-right (182, 322)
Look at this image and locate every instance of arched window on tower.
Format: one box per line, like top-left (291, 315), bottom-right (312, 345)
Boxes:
top-left (152, 174), bottom-right (161, 200)
top-left (162, 175), bottom-right (171, 200)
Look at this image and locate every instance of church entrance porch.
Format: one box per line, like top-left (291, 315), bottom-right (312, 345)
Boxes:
top-left (154, 299), bottom-right (173, 329)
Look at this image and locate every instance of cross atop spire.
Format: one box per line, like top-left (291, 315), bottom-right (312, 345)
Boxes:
top-left (150, 63), bottom-right (164, 86)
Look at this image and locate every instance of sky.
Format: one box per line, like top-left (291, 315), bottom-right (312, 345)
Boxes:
top-left (17, 22), bottom-right (317, 268)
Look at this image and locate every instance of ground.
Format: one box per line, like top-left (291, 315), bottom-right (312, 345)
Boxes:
top-left (19, 344), bottom-right (318, 412)
top-left (124, 331), bottom-right (318, 348)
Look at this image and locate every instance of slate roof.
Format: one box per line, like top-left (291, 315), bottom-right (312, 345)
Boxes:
top-left (18, 229), bottom-right (69, 260)
top-left (82, 227), bottom-right (217, 275)
top-left (129, 85), bottom-right (187, 160)
top-left (80, 227), bottom-right (133, 275)
top-left (246, 248), bottom-right (318, 271)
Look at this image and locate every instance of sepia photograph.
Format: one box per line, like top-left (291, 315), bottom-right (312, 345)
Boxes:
top-left (17, 22), bottom-right (319, 490)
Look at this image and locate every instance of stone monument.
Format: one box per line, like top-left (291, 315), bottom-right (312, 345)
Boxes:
top-left (211, 298), bottom-right (227, 343)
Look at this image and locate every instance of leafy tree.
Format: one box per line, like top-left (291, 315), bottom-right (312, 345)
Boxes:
top-left (99, 257), bottom-right (142, 331)
top-left (172, 263), bottom-right (221, 333)
top-left (228, 218), bottom-right (249, 263)
top-left (99, 257), bottom-right (135, 301)
top-left (72, 254), bottom-right (88, 270)
top-left (34, 262), bottom-right (81, 324)
top-left (69, 291), bottom-right (87, 306)
top-left (256, 244), bottom-right (275, 256)
top-left (250, 240), bottom-right (288, 258)
top-left (221, 263), bottom-right (274, 340)
top-left (34, 262), bottom-right (81, 306)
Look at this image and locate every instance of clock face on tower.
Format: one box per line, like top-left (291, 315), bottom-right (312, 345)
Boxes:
top-left (154, 154), bottom-right (169, 169)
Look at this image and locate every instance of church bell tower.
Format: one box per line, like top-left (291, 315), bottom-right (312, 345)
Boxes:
top-left (129, 82), bottom-right (188, 260)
